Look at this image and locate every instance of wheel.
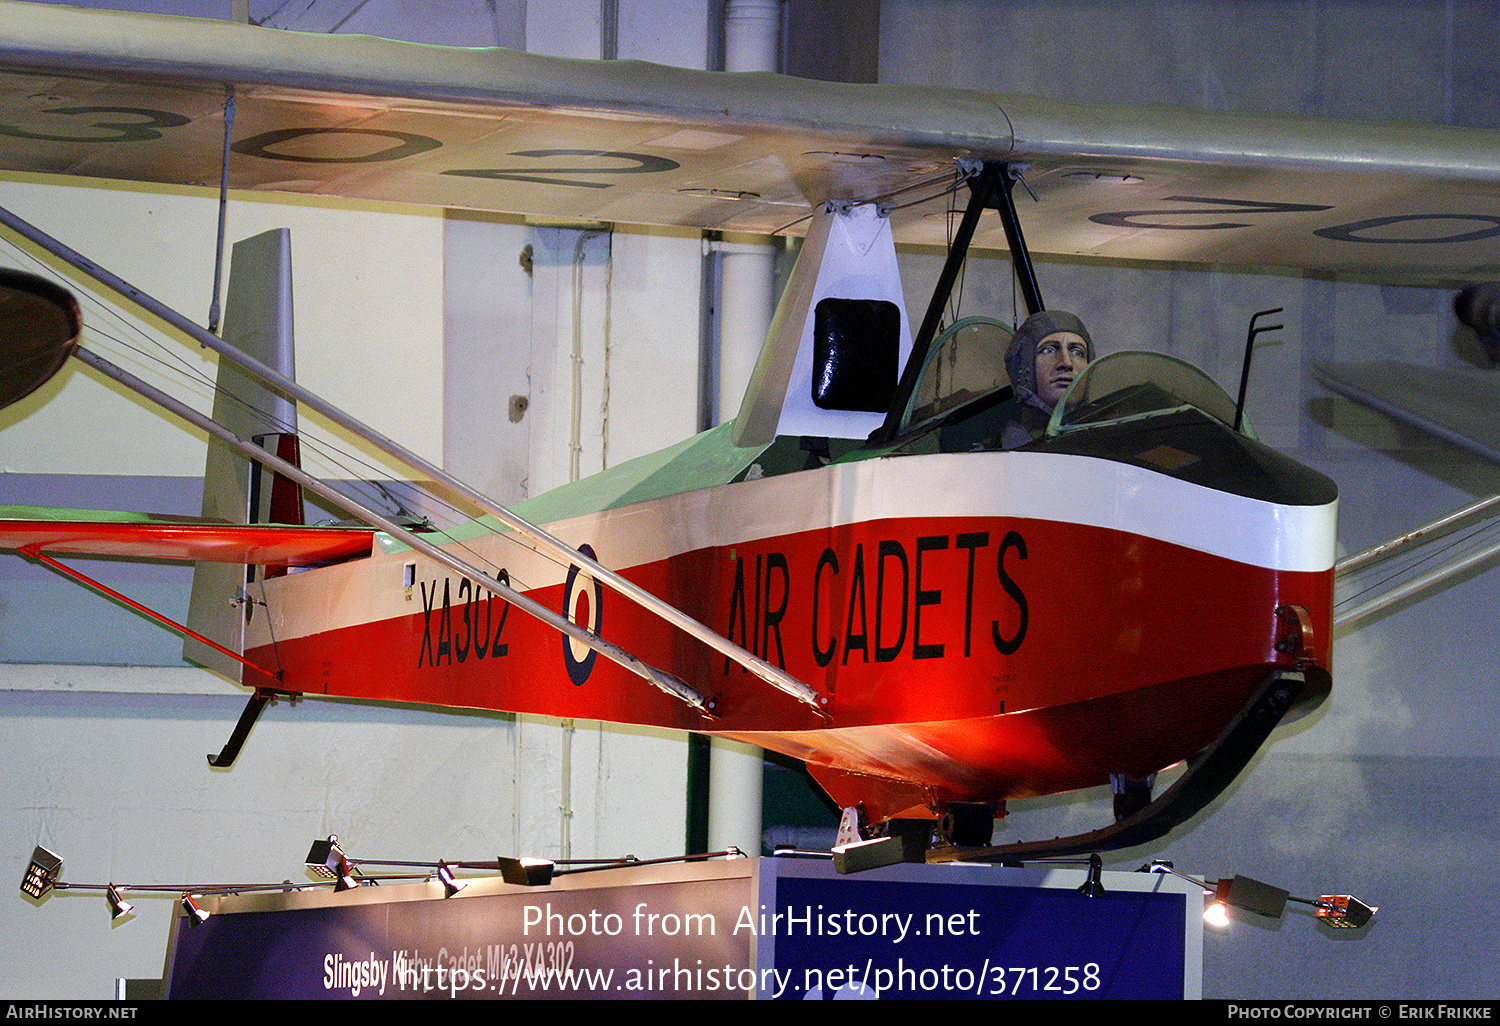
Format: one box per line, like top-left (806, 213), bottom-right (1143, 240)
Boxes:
top-left (938, 802), bottom-right (995, 847)
top-left (1110, 772), bottom-right (1156, 821)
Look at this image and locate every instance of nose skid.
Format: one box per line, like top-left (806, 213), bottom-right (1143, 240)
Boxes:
top-left (927, 667), bottom-right (1312, 863)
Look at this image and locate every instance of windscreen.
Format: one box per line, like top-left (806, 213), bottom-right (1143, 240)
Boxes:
top-left (900, 316), bottom-right (1013, 433)
top-left (1050, 351), bottom-right (1251, 437)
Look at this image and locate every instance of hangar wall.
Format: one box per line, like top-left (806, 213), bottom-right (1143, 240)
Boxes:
top-left (0, 0), bottom-right (1496, 1001)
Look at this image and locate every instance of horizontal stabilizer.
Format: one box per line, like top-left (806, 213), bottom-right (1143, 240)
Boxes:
top-left (0, 508), bottom-right (372, 565)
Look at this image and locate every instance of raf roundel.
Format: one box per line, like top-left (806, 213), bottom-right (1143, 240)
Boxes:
top-left (563, 543), bottom-right (604, 686)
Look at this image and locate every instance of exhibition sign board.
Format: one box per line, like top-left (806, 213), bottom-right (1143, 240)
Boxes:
top-left (758, 859), bottom-right (1198, 999)
top-left (162, 857), bottom-right (1200, 999)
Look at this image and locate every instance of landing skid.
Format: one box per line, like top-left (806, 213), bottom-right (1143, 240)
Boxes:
top-left (207, 688), bottom-right (295, 768)
top-left (926, 669), bottom-right (1307, 863)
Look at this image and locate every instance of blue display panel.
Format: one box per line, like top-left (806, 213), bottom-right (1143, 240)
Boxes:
top-left (758, 860), bottom-right (1195, 999)
top-left (167, 872), bottom-right (754, 1000)
top-left (163, 858), bottom-right (1200, 1000)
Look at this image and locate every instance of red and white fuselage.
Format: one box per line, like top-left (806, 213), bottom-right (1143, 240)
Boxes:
top-left (246, 446), bottom-right (1335, 821)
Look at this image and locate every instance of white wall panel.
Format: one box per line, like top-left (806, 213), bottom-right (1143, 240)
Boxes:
top-left (0, 178), bottom-right (445, 479)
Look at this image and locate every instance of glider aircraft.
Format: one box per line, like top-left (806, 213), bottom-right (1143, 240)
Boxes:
top-left (0, 4), bottom-right (1496, 858)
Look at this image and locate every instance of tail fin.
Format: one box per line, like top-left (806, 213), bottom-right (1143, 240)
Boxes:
top-left (184, 228), bottom-right (299, 680)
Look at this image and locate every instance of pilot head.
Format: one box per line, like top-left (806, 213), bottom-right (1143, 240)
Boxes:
top-left (1006, 310), bottom-right (1094, 410)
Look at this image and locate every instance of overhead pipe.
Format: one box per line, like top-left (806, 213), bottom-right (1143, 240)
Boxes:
top-left (716, 0), bottom-right (781, 427)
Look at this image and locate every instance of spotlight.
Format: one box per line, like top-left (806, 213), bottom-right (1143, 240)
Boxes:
top-left (1144, 862), bottom-right (1374, 933)
top-left (498, 857), bottom-right (555, 887)
top-left (20, 846), bottom-right (62, 899)
top-left (180, 894), bottom-right (210, 927)
top-left (305, 835), bottom-right (346, 879)
top-left (831, 836), bottom-right (902, 874)
top-left (436, 861), bottom-right (465, 897)
top-left (1212, 875), bottom-right (1289, 921)
top-left (1316, 894), bottom-right (1378, 929)
top-left (105, 884), bottom-right (133, 922)
top-left (306, 835), bottom-right (359, 891)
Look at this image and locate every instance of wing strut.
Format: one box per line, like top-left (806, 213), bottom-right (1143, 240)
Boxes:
top-left (874, 160), bottom-right (1043, 443)
top-left (66, 344), bottom-right (717, 718)
top-left (993, 163), bottom-right (1046, 317)
top-left (1335, 491), bottom-right (1500, 628)
top-left (17, 541), bottom-right (291, 768)
top-left (17, 543), bottom-right (282, 686)
top-left (0, 204), bottom-right (820, 715)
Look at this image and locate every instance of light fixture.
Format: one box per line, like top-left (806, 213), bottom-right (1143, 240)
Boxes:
top-left (1153, 862), bottom-right (1232, 927)
top-left (21, 846), bottom-right (62, 899)
top-left (1145, 863), bottom-right (1375, 932)
top-left (180, 894), bottom-right (209, 927)
top-left (1316, 894), bottom-right (1378, 929)
top-left (306, 834), bottom-right (359, 891)
top-left (436, 861), bottom-right (465, 897)
top-left (104, 884), bottom-right (133, 921)
top-left (305, 835), bottom-right (346, 878)
top-left (498, 857), bottom-right (555, 887)
top-left (1213, 875), bottom-right (1290, 921)
top-left (831, 836), bottom-right (903, 874)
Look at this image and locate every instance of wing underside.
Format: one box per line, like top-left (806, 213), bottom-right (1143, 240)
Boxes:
top-left (0, 2), bottom-right (1496, 277)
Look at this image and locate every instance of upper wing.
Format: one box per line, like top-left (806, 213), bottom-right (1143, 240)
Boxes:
top-left (1, 2), bottom-right (1499, 278)
top-left (0, 506), bottom-right (374, 565)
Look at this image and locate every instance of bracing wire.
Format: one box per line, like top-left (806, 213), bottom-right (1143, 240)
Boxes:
top-left (1335, 512), bottom-right (1500, 618)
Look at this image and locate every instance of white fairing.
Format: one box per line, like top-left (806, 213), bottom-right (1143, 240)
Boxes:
top-left (732, 203), bottom-right (913, 445)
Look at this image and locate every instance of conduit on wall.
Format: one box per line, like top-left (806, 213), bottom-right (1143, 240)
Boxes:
top-left (706, 0), bottom-right (782, 857)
